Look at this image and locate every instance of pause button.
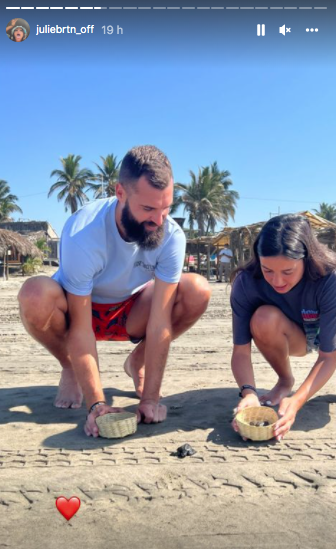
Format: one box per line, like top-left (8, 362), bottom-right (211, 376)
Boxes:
top-left (257, 24), bottom-right (265, 36)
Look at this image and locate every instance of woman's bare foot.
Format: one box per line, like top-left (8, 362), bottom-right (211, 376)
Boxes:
top-left (124, 353), bottom-right (145, 398)
top-left (259, 376), bottom-right (295, 406)
top-left (54, 368), bottom-right (83, 409)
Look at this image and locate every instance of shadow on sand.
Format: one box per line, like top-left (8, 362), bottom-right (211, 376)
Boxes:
top-left (0, 384), bottom-right (334, 451)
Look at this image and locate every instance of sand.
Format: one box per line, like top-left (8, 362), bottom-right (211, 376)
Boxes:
top-left (1, 268), bottom-right (336, 548)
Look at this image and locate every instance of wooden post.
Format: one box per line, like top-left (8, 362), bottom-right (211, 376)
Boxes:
top-left (207, 245), bottom-right (211, 280)
top-left (3, 247), bottom-right (8, 281)
top-left (197, 241), bottom-right (201, 274)
top-left (5, 248), bottom-right (9, 280)
top-left (238, 229), bottom-right (244, 263)
top-left (230, 233), bottom-right (236, 267)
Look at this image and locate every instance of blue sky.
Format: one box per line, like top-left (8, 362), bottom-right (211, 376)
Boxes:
top-left (1, 3), bottom-right (335, 236)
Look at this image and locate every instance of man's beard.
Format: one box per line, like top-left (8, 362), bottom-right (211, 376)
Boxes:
top-left (120, 201), bottom-right (165, 250)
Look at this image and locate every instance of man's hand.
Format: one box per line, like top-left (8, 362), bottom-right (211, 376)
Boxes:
top-left (137, 399), bottom-right (167, 424)
top-left (84, 404), bottom-right (125, 437)
top-left (273, 396), bottom-right (299, 441)
top-left (232, 393), bottom-right (260, 440)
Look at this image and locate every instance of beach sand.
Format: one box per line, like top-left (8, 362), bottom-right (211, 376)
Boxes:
top-left (1, 269), bottom-right (336, 548)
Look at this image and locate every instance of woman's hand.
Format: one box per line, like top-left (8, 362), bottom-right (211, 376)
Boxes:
top-left (273, 396), bottom-right (299, 441)
top-left (237, 393), bottom-right (261, 413)
top-left (84, 404), bottom-right (125, 437)
top-left (232, 393), bottom-right (261, 440)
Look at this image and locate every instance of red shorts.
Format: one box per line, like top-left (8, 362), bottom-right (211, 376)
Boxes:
top-left (91, 292), bottom-right (142, 343)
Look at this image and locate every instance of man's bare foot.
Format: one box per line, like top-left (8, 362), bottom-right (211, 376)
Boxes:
top-left (259, 376), bottom-right (295, 406)
top-left (54, 368), bottom-right (83, 409)
top-left (124, 354), bottom-right (145, 399)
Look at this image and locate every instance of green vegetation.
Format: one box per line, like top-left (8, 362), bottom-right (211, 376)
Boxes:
top-left (48, 155), bottom-right (94, 213)
top-left (313, 202), bottom-right (336, 223)
top-left (175, 162), bottom-right (239, 236)
top-left (35, 238), bottom-right (51, 258)
top-left (87, 154), bottom-right (120, 198)
top-left (47, 154), bottom-right (239, 233)
top-left (22, 256), bottom-right (43, 275)
top-left (0, 180), bottom-right (23, 222)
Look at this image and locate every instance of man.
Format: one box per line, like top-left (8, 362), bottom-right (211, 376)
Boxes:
top-left (217, 243), bottom-right (233, 283)
top-left (18, 145), bottom-right (211, 437)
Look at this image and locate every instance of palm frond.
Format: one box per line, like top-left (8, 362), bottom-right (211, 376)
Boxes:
top-left (0, 181), bottom-right (23, 221)
top-left (49, 154), bottom-right (91, 213)
top-left (177, 162), bottom-right (239, 236)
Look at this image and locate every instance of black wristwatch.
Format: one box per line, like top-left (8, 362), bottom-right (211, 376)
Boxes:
top-left (239, 385), bottom-right (258, 398)
top-left (88, 401), bottom-right (106, 414)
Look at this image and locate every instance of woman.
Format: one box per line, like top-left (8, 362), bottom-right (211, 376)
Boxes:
top-left (12, 26), bottom-right (26, 42)
top-left (231, 214), bottom-right (336, 441)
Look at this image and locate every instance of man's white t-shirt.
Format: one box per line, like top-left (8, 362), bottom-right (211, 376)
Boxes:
top-left (219, 248), bottom-right (233, 264)
top-left (53, 197), bottom-right (186, 304)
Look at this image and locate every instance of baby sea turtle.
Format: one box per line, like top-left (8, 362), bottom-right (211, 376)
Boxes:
top-left (171, 443), bottom-right (197, 458)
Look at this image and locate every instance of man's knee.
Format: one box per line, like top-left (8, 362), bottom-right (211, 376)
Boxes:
top-left (18, 276), bottom-right (66, 327)
top-left (250, 305), bottom-right (283, 342)
top-left (178, 274), bottom-right (211, 316)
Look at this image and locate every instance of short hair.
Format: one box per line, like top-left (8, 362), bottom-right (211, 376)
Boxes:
top-left (119, 145), bottom-right (173, 190)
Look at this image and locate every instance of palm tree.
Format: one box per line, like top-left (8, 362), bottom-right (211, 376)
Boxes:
top-left (35, 237), bottom-right (51, 259)
top-left (48, 155), bottom-right (94, 214)
top-left (87, 154), bottom-right (120, 198)
top-left (0, 180), bottom-right (23, 222)
top-left (313, 202), bottom-right (336, 223)
top-left (176, 163), bottom-right (239, 236)
top-left (169, 187), bottom-right (183, 216)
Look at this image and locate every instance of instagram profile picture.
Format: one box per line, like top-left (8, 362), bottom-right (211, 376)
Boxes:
top-left (6, 18), bottom-right (30, 42)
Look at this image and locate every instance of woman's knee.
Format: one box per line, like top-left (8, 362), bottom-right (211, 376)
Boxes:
top-left (250, 305), bottom-right (284, 342)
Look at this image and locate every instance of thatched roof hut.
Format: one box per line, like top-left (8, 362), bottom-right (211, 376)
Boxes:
top-left (0, 221), bottom-right (60, 263)
top-left (0, 229), bottom-right (43, 280)
top-left (0, 221), bottom-right (58, 239)
top-left (0, 229), bottom-right (41, 257)
top-left (185, 211), bottom-right (336, 279)
top-left (212, 211), bottom-right (336, 266)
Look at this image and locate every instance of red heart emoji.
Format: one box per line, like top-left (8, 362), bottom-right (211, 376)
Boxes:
top-left (56, 496), bottom-right (81, 521)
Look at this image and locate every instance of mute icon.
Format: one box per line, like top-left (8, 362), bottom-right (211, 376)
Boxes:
top-left (279, 24), bottom-right (291, 35)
